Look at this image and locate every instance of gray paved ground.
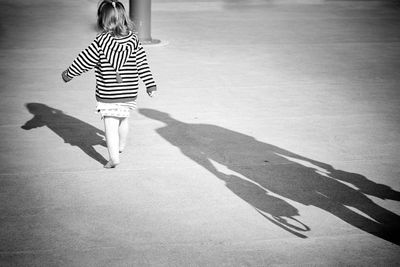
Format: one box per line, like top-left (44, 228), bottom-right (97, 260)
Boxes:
top-left (1, 0), bottom-right (400, 266)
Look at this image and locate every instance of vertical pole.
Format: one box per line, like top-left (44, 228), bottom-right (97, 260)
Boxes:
top-left (130, 0), bottom-right (159, 44)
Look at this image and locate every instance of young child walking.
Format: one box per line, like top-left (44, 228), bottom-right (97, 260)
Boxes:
top-left (62, 0), bottom-right (157, 169)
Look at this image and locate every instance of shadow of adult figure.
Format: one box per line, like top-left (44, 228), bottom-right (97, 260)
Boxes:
top-left (139, 108), bottom-right (400, 245)
top-left (22, 103), bottom-right (107, 165)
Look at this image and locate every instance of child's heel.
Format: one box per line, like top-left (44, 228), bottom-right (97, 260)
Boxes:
top-left (104, 160), bottom-right (119, 169)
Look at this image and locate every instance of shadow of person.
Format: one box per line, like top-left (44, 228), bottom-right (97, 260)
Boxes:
top-left (22, 103), bottom-right (107, 165)
top-left (139, 108), bottom-right (400, 245)
top-left (222, 173), bottom-right (310, 238)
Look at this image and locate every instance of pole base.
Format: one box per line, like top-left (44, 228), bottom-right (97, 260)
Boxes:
top-left (141, 39), bottom-right (168, 47)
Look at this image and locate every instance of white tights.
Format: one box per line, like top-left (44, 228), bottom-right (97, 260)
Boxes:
top-left (103, 116), bottom-right (129, 168)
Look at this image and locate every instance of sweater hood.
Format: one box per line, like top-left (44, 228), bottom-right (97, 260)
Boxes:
top-left (99, 32), bottom-right (137, 71)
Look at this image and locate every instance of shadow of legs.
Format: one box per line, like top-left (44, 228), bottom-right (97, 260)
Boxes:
top-left (79, 144), bottom-right (108, 166)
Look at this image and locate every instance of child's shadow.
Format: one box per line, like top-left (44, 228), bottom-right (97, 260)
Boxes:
top-left (21, 103), bottom-right (107, 165)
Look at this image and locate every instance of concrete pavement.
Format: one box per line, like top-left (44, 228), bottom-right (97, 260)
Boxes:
top-left (1, 0), bottom-right (400, 265)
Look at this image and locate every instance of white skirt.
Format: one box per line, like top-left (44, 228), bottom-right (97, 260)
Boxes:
top-left (96, 101), bottom-right (137, 118)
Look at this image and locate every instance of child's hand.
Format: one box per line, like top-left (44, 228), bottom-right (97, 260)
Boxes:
top-left (147, 86), bottom-right (157, 97)
top-left (61, 70), bottom-right (72, 83)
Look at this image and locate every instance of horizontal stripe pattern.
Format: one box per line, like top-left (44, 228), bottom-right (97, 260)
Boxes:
top-left (66, 32), bottom-right (156, 103)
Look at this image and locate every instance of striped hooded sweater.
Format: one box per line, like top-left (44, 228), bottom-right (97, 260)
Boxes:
top-left (65, 31), bottom-right (156, 103)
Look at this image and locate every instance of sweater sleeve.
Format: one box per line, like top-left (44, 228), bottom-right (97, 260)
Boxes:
top-left (65, 38), bottom-right (99, 79)
top-left (135, 40), bottom-right (157, 90)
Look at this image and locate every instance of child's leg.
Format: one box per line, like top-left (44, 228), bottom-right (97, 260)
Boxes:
top-left (103, 116), bottom-right (120, 168)
top-left (119, 117), bottom-right (129, 153)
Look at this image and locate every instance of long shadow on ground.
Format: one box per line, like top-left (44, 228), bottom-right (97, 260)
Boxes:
top-left (21, 103), bottom-right (107, 165)
top-left (139, 108), bottom-right (400, 245)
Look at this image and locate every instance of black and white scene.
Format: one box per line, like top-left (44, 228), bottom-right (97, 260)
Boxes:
top-left (0, 0), bottom-right (399, 266)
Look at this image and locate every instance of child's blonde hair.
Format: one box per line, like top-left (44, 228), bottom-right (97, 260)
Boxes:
top-left (97, 0), bottom-right (134, 37)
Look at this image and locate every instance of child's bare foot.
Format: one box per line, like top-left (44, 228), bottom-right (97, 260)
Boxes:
top-left (104, 160), bottom-right (119, 169)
